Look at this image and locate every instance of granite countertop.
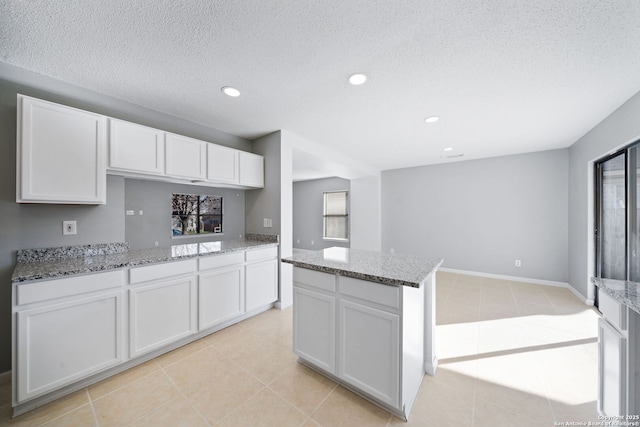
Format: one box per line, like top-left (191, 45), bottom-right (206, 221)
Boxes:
top-left (282, 247), bottom-right (443, 288)
top-left (13, 235), bottom-right (278, 283)
top-left (592, 277), bottom-right (640, 315)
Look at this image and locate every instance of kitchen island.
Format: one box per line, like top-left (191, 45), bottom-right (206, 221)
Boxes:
top-left (282, 247), bottom-right (442, 421)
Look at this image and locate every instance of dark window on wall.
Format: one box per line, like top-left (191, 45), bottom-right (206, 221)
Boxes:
top-left (596, 141), bottom-right (640, 282)
top-left (323, 190), bottom-right (349, 241)
top-left (171, 194), bottom-right (222, 236)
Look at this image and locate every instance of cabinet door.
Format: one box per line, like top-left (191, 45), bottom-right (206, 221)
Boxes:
top-left (16, 292), bottom-right (123, 402)
top-left (17, 95), bottom-right (106, 204)
top-left (207, 144), bottom-right (239, 184)
top-left (109, 118), bottom-right (165, 175)
top-left (598, 318), bottom-right (627, 417)
top-left (199, 266), bottom-right (244, 330)
top-left (338, 300), bottom-right (400, 407)
top-left (129, 276), bottom-right (196, 357)
top-left (239, 151), bottom-right (264, 188)
top-left (245, 259), bottom-right (278, 312)
top-left (293, 286), bottom-right (336, 374)
top-left (165, 133), bottom-right (206, 180)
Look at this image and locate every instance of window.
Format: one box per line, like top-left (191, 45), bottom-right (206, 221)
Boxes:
top-left (596, 141), bottom-right (640, 281)
top-left (171, 193), bottom-right (222, 236)
top-left (323, 190), bottom-right (348, 241)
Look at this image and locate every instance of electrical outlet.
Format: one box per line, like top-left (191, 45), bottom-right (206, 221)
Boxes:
top-left (515, 260), bottom-right (522, 267)
top-left (390, 248), bottom-right (395, 254)
top-left (63, 221), bottom-right (77, 235)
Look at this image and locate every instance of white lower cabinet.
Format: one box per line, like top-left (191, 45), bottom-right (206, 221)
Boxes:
top-left (13, 245), bottom-right (279, 413)
top-left (339, 300), bottom-right (400, 407)
top-left (598, 317), bottom-right (626, 417)
top-left (293, 286), bottom-right (335, 373)
top-left (245, 258), bottom-right (278, 312)
top-left (199, 265), bottom-right (245, 330)
top-left (129, 276), bottom-right (197, 358)
top-left (16, 291), bottom-right (123, 401)
top-left (596, 288), bottom-right (640, 418)
top-left (292, 267), bottom-right (421, 419)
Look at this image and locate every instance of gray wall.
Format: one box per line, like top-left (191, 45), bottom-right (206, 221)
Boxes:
top-left (124, 179), bottom-right (245, 250)
top-left (568, 91), bottom-right (640, 300)
top-left (246, 131), bottom-right (284, 236)
top-left (293, 177), bottom-right (350, 251)
top-left (382, 149), bottom-right (569, 283)
top-left (245, 130), bottom-right (294, 308)
top-left (0, 64), bottom-right (251, 372)
top-left (350, 174), bottom-right (382, 251)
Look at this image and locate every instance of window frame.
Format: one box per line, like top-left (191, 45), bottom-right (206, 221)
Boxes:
top-left (595, 140), bottom-right (640, 286)
top-left (322, 190), bottom-right (349, 242)
top-left (171, 193), bottom-right (223, 238)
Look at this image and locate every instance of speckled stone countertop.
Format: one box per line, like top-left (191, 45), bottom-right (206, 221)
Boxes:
top-left (592, 277), bottom-right (640, 315)
top-left (282, 247), bottom-right (443, 288)
top-left (13, 236), bottom-right (278, 283)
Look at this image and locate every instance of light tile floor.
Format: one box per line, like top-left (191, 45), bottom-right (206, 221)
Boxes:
top-left (0, 272), bottom-right (600, 426)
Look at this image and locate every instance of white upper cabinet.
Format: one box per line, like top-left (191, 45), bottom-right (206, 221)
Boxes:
top-left (165, 133), bottom-right (207, 180)
top-left (207, 144), bottom-right (239, 184)
top-left (16, 95), bottom-right (266, 194)
top-left (239, 151), bottom-right (264, 188)
top-left (17, 95), bottom-right (106, 204)
top-left (108, 118), bottom-right (165, 175)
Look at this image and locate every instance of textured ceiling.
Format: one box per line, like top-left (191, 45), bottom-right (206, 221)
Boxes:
top-left (2, 1), bottom-right (640, 179)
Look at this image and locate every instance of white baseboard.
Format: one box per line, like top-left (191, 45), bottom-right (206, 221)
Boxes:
top-left (439, 267), bottom-right (594, 306)
top-left (0, 370), bottom-right (10, 385)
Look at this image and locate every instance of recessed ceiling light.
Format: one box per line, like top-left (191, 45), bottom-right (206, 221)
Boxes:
top-left (348, 73), bottom-right (367, 85)
top-left (424, 116), bottom-right (439, 123)
top-left (443, 147), bottom-right (454, 152)
top-left (221, 86), bottom-right (240, 97)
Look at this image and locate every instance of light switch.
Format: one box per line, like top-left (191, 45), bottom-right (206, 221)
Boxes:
top-left (126, 210), bottom-right (134, 216)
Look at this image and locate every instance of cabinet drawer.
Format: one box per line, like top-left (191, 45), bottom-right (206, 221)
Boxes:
top-left (17, 270), bottom-right (124, 306)
top-left (340, 276), bottom-right (400, 310)
top-left (199, 251), bottom-right (245, 271)
top-left (599, 289), bottom-right (627, 331)
top-left (245, 246), bottom-right (278, 262)
top-left (129, 259), bottom-right (197, 284)
top-left (293, 267), bottom-right (336, 293)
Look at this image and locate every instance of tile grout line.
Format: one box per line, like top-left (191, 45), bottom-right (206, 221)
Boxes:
top-left (212, 385), bottom-right (267, 426)
top-left (159, 366), bottom-right (213, 427)
top-left (265, 376), bottom-right (327, 423)
top-left (303, 382), bottom-right (339, 426)
top-left (121, 396), bottom-right (182, 427)
top-left (87, 360), bottom-right (162, 403)
top-left (32, 390), bottom-right (94, 427)
top-left (85, 388), bottom-right (99, 427)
